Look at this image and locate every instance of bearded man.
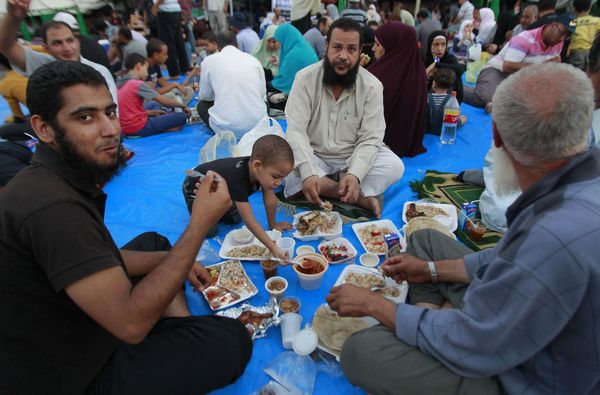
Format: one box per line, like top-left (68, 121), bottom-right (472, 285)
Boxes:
top-left (284, 17), bottom-right (404, 218)
top-left (0, 61), bottom-right (251, 395)
top-left (327, 63), bottom-right (600, 395)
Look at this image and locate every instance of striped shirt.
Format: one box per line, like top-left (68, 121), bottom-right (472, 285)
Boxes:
top-left (486, 26), bottom-right (563, 72)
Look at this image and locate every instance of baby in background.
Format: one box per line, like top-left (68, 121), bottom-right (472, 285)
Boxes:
top-left (426, 68), bottom-right (467, 135)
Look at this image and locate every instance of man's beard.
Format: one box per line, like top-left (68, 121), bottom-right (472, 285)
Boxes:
top-left (491, 145), bottom-right (521, 196)
top-left (53, 122), bottom-right (127, 186)
top-left (322, 56), bottom-right (360, 89)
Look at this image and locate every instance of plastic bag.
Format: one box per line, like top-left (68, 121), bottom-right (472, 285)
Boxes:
top-left (466, 60), bottom-right (486, 84)
top-left (199, 131), bottom-right (238, 164)
top-left (237, 116), bottom-right (284, 157)
top-left (468, 43), bottom-right (482, 61)
top-left (195, 239), bottom-right (221, 265)
top-left (264, 351), bottom-right (317, 395)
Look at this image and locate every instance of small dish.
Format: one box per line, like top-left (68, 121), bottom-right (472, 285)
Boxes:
top-left (265, 276), bottom-right (288, 301)
top-left (233, 228), bottom-right (253, 244)
top-left (359, 252), bottom-right (379, 268)
top-left (279, 296), bottom-right (301, 314)
top-left (296, 245), bottom-right (315, 256)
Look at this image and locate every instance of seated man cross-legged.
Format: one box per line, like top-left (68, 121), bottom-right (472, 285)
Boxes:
top-left (327, 63), bottom-right (600, 395)
top-left (284, 18), bottom-right (404, 219)
top-left (0, 61), bottom-right (252, 394)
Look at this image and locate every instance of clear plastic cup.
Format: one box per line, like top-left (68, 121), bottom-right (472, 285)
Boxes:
top-left (276, 237), bottom-right (296, 260)
top-left (280, 312), bottom-right (302, 349)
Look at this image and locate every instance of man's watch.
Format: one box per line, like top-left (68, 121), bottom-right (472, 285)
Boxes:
top-left (427, 261), bottom-right (439, 283)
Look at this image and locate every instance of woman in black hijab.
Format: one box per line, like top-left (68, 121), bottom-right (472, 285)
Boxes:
top-left (423, 30), bottom-right (465, 103)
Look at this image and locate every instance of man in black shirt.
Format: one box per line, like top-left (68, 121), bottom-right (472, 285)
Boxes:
top-left (0, 61), bottom-right (251, 394)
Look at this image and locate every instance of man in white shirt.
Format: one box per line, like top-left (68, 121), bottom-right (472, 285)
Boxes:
top-left (196, 31), bottom-right (267, 138)
top-left (203, 0), bottom-right (228, 33)
top-left (284, 18), bottom-right (404, 218)
top-left (449, 0), bottom-right (474, 32)
top-left (228, 12), bottom-right (260, 54)
top-left (0, 2), bottom-right (117, 108)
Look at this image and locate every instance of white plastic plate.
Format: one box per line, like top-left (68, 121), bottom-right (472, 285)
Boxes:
top-left (317, 237), bottom-right (358, 264)
top-left (351, 219), bottom-right (405, 255)
top-left (202, 260), bottom-right (258, 310)
top-left (401, 201), bottom-right (458, 232)
top-left (292, 211), bottom-right (343, 241)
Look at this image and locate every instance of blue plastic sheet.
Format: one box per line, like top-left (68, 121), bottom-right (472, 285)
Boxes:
top-left (101, 104), bottom-right (492, 394)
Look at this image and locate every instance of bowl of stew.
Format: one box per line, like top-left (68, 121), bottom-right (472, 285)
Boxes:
top-left (292, 253), bottom-right (329, 290)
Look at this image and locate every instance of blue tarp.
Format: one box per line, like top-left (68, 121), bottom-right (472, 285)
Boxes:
top-left (0, 95), bottom-right (492, 394)
top-left (102, 105), bottom-right (492, 394)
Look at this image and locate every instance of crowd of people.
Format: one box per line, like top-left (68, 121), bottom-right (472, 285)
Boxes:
top-left (0, 0), bottom-right (599, 394)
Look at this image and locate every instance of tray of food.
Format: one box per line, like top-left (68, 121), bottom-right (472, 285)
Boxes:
top-left (403, 217), bottom-right (456, 240)
top-left (292, 210), bottom-right (342, 241)
top-left (334, 264), bottom-right (408, 304)
top-left (402, 201), bottom-right (458, 231)
top-left (317, 237), bottom-right (358, 264)
top-left (351, 219), bottom-right (405, 255)
top-left (202, 260), bottom-right (258, 310)
top-left (219, 228), bottom-right (273, 260)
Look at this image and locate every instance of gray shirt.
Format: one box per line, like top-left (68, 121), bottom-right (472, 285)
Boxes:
top-left (416, 18), bottom-right (443, 52)
top-left (303, 27), bottom-right (326, 59)
top-left (395, 148), bottom-right (600, 394)
top-left (285, 61), bottom-right (385, 182)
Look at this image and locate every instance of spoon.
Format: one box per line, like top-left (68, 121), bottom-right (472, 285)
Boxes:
top-left (185, 169), bottom-right (224, 182)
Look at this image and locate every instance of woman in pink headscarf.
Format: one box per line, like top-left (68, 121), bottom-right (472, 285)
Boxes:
top-left (369, 22), bottom-right (427, 157)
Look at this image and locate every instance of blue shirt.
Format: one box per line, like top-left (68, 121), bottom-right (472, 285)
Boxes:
top-left (396, 148), bottom-right (600, 394)
top-left (236, 28), bottom-right (260, 54)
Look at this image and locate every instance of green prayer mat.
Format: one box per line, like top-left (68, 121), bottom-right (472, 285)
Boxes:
top-left (275, 191), bottom-right (373, 224)
top-left (411, 170), bottom-right (502, 251)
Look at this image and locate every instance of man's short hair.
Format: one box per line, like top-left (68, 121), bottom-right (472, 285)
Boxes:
top-left (367, 20), bottom-right (380, 29)
top-left (27, 61), bottom-right (108, 125)
top-left (492, 63), bottom-right (592, 165)
top-left (573, 0), bottom-right (592, 13)
top-left (40, 20), bottom-right (74, 44)
top-left (118, 26), bottom-right (133, 41)
top-left (216, 31), bottom-right (237, 50)
top-left (417, 10), bottom-right (429, 19)
top-left (433, 68), bottom-right (456, 90)
top-left (250, 135), bottom-right (294, 167)
top-left (124, 53), bottom-right (148, 71)
top-left (537, 0), bottom-right (557, 12)
top-left (318, 16), bottom-right (330, 27)
top-left (201, 31), bottom-right (217, 43)
top-left (146, 38), bottom-right (166, 57)
top-left (327, 18), bottom-right (363, 47)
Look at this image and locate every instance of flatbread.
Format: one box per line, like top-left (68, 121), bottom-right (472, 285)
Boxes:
top-left (312, 306), bottom-right (370, 354)
top-left (405, 216), bottom-right (454, 239)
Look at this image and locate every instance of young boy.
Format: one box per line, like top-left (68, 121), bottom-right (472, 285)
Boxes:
top-left (569, 0), bottom-right (600, 70)
top-left (145, 38), bottom-right (195, 104)
top-left (117, 53), bottom-right (190, 137)
top-left (426, 68), bottom-right (467, 135)
top-left (182, 135), bottom-right (294, 261)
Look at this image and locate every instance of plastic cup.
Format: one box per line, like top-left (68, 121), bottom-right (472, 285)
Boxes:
top-left (265, 276), bottom-right (288, 301)
top-left (280, 312), bottom-right (302, 349)
top-left (260, 259), bottom-right (279, 279)
top-left (292, 253), bottom-right (329, 291)
top-left (276, 237), bottom-right (296, 260)
top-left (296, 245), bottom-right (315, 256)
top-left (279, 296), bottom-right (301, 314)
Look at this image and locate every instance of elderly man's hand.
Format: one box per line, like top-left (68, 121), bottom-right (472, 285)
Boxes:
top-left (381, 253), bottom-right (431, 284)
top-left (302, 175), bottom-right (322, 205)
top-left (339, 173), bottom-right (360, 203)
top-left (191, 171), bottom-right (231, 227)
top-left (326, 284), bottom-right (379, 317)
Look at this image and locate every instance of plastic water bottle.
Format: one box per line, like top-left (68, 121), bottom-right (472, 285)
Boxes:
top-left (440, 91), bottom-right (460, 144)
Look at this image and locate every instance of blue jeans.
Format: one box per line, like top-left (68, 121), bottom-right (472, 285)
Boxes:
top-left (130, 102), bottom-right (188, 137)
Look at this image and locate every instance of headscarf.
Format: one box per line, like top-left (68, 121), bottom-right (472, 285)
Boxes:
top-left (368, 22), bottom-right (427, 157)
top-left (361, 26), bottom-right (375, 67)
top-left (424, 30), bottom-right (465, 103)
top-left (400, 9), bottom-right (415, 27)
top-left (253, 24), bottom-right (280, 76)
top-left (272, 24), bottom-right (318, 94)
top-left (326, 4), bottom-right (340, 20)
top-left (476, 8), bottom-right (497, 44)
top-left (456, 19), bottom-right (475, 41)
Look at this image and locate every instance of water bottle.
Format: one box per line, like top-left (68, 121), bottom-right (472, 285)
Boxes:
top-left (440, 91), bottom-right (460, 144)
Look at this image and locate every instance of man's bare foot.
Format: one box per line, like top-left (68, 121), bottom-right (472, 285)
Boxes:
top-left (357, 196), bottom-right (381, 219)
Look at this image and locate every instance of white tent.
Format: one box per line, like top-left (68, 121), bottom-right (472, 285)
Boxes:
top-left (0, 0), bottom-right (110, 16)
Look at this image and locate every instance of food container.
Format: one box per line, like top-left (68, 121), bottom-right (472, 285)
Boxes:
top-left (202, 260), bottom-right (258, 310)
top-left (402, 201), bottom-right (458, 232)
top-left (359, 252), bottom-right (379, 267)
top-left (219, 229), bottom-right (270, 261)
top-left (279, 296), bottom-right (301, 314)
top-left (233, 228), bottom-right (253, 244)
top-left (292, 253), bottom-right (329, 290)
top-left (352, 219), bottom-right (404, 256)
top-left (317, 237), bottom-right (357, 264)
top-left (334, 264), bottom-right (408, 304)
top-left (296, 245), bottom-right (315, 256)
top-left (260, 258), bottom-right (279, 279)
top-left (292, 211), bottom-right (343, 241)
top-left (265, 276), bottom-right (288, 301)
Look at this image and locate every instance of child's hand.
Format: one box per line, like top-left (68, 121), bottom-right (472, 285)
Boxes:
top-left (272, 248), bottom-right (290, 264)
top-left (273, 221), bottom-right (292, 231)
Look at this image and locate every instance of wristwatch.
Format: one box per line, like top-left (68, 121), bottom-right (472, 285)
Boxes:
top-left (427, 261), bottom-right (439, 284)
